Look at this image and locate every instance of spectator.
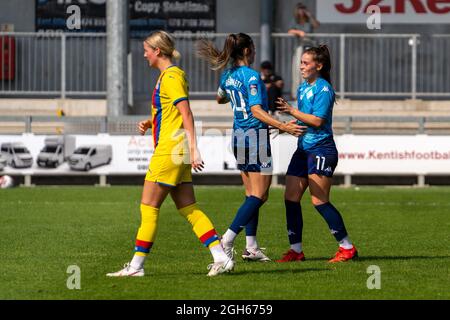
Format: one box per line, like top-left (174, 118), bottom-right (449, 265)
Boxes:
top-left (288, 2), bottom-right (320, 98)
top-left (260, 61), bottom-right (284, 115)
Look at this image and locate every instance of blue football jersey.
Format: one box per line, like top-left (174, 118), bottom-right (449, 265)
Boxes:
top-left (296, 77), bottom-right (335, 151)
top-left (219, 66), bottom-right (269, 131)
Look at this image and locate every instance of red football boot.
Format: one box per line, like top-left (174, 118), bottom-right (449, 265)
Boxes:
top-left (276, 249), bottom-right (306, 263)
top-left (328, 246), bottom-right (358, 263)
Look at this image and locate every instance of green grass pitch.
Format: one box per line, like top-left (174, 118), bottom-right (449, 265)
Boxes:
top-left (1, 186), bottom-right (450, 300)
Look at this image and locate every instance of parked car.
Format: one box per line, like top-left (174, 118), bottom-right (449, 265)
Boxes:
top-left (69, 145), bottom-right (112, 171)
top-left (0, 142), bottom-right (33, 168)
top-left (37, 136), bottom-right (76, 168)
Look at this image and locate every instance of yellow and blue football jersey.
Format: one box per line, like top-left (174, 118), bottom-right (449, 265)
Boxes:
top-left (151, 65), bottom-right (189, 156)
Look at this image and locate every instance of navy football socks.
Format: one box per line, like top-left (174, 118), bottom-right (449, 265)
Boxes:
top-left (285, 200), bottom-right (303, 245)
top-left (245, 196), bottom-right (259, 236)
top-left (230, 196), bottom-right (264, 234)
top-left (314, 202), bottom-right (348, 242)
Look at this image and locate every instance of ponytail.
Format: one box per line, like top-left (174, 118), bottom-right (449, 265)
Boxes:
top-left (197, 33), bottom-right (254, 71)
top-left (172, 49), bottom-right (181, 61)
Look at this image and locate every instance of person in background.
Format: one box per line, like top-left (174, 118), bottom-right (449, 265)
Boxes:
top-left (288, 2), bottom-right (320, 99)
top-left (260, 61), bottom-right (284, 115)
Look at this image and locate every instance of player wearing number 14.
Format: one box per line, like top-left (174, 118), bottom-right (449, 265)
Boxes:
top-left (197, 33), bottom-right (303, 263)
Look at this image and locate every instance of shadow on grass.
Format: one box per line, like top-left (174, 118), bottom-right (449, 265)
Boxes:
top-left (190, 267), bottom-right (329, 277)
top-left (305, 255), bottom-right (450, 262)
top-left (231, 267), bottom-right (329, 276)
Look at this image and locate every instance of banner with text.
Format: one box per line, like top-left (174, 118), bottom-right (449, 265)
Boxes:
top-left (316, 0), bottom-right (450, 24)
top-left (36, 0), bottom-right (216, 37)
top-left (1, 134), bottom-right (449, 175)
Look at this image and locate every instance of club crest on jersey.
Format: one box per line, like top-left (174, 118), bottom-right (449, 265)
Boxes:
top-left (250, 84), bottom-right (258, 96)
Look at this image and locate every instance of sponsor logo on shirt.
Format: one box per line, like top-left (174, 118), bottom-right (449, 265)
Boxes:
top-left (249, 76), bottom-right (258, 82)
top-left (261, 161), bottom-right (271, 168)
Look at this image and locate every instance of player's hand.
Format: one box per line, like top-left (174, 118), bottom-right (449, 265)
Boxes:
top-left (191, 148), bottom-right (205, 172)
top-left (275, 97), bottom-right (295, 115)
top-left (281, 120), bottom-right (306, 137)
top-left (138, 120), bottom-right (151, 135)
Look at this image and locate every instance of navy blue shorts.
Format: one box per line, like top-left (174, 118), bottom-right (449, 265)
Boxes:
top-left (286, 147), bottom-right (338, 178)
top-left (232, 129), bottom-right (272, 173)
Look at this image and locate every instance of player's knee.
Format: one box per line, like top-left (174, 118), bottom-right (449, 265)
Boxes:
top-left (258, 188), bottom-right (270, 202)
top-left (284, 189), bottom-right (300, 202)
top-left (311, 197), bottom-right (328, 207)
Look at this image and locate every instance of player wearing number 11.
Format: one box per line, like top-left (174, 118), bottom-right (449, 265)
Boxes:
top-left (275, 45), bottom-right (358, 263)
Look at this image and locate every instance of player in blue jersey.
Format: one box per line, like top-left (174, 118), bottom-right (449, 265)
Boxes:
top-left (275, 45), bottom-right (358, 263)
top-left (198, 33), bottom-right (304, 262)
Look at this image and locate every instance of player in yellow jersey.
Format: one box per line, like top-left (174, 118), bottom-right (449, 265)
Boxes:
top-left (107, 31), bottom-right (233, 277)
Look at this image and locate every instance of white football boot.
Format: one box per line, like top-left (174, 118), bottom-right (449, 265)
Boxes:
top-left (220, 238), bottom-right (235, 261)
top-left (106, 263), bottom-right (144, 277)
top-left (207, 258), bottom-right (235, 277)
top-left (242, 247), bottom-right (271, 262)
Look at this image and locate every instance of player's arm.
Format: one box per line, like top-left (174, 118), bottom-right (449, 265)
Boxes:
top-left (275, 97), bottom-right (326, 128)
top-left (250, 105), bottom-right (305, 137)
top-left (216, 87), bottom-right (230, 104)
top-left (177, 100), bottom-right (204, 172)
top-left (138, 119), bottom-right (152, 135)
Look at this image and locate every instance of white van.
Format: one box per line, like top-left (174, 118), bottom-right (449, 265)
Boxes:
top-left (69, 145), bottom-right (112, 171)
top-left (0, 142), bottom-right (33, 168)
top-left (37, 136), bottom-right (76, 168)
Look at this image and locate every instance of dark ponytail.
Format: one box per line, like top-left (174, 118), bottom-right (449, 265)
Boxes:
top-left (304, 44), bottom-right (332, 86)
top-left (197, 33), bottom-right (254, 71)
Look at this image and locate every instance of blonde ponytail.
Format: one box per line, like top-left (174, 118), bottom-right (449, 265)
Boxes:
top-left (172, 49), bottom-right (181, 60)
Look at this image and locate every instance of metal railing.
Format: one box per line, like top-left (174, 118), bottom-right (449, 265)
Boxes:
top-left (0, 32), bottom-right (449, 99)
top-left (0, 32), bottom-right (106, 98)
top-left (130, 33), bottom-right (261, 97)
top-left (1, 115), bottom-right (450, 135)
